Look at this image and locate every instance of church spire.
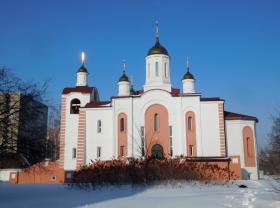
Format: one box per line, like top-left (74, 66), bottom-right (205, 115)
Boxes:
top-left (122, 59), bottom-right (126, 74)
top-left (76, 50), bottom-right (89, 86)
top-left (186, 56), bottom-right (190, 72)
top-left (156, 20), bottom-right (159, 42)
top-left (81, 50), bottom-right (86, 65)
top-left (182, 56), bottom-right (194, 80)
top-left (119, 59), bottom-right (129, 82)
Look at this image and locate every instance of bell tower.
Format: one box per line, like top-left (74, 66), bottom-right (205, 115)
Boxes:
top-left (144, 21), bottom-right (171, 92)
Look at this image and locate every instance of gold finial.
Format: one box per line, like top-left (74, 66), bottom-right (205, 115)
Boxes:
top-left (81, 51), bottom-right (86, 65)
top-left (122, 59), bottom-right (126, 74)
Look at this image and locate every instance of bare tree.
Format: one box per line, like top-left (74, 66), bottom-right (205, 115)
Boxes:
top-left (0, 67), bottom-right (48, 164)
top-left (259, 111), bottom-right (280, 175)
top-left (46, 104), bottom-right (60, 161)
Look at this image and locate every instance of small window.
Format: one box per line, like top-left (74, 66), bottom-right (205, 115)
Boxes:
top-left (247, 137), bottom-right (251, 157)
top-left (169, 126), bottom-right (173, 157)
top-left (164, 63), bottom-right (167, 78)
top-left (72, 148), bottom-right (76, 159)
top-left (188, 117), bottom-right (192, 130)
top-left (148, 63), bottom-right (150, 78)
top-left (50, 175), bottom-right (56, 181)
top-left (97, 146), bottom-right (101, 158)
top-left (70, 99), bottom-right (81, 114)
top-left (97, 120), bottom-right (102, 133)
top-left (155, 61), bottom-right (159, 77)
top-left (120, 118), bottom-right (125, 132)
top-left (141, 126), bottom-right (145, 156)
top-left (154, 113), bottom-right (159, 132)
top-left (189, 145), bottom-right (194, 157)
top-left (120, 145), bottom-right (124, 157)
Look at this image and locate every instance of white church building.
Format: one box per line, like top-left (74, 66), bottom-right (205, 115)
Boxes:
top-left (59, 25), bottom-right (258, 180)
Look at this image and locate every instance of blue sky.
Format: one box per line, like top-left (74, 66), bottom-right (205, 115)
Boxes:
top-left (0, 0), bottom-right (279, 147)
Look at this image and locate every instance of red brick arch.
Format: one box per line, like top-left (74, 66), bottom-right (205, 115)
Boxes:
top-left (145, 104), bottom-right (169, 157)
top-left (243, 126), bottom-right (256, 167)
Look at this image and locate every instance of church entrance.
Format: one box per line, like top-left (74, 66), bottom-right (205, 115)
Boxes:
top-left (151, 144), bottom-right (163, 159)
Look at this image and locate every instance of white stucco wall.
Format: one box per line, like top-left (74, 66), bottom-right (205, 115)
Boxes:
top-left (85, 108), bottom-right (114, 163)
top-left (63, 92), bottom-right (92, 170)
top-left (200, 101), bottom-right (222, 156)
top-left (226, 119), bottom-right (258, 179)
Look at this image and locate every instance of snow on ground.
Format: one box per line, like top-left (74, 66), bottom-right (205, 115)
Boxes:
top-left (0, 177), bottom-right (279, 208)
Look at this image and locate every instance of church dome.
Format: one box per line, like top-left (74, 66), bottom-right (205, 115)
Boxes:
top-left (147, 38), bottom-right (169, 56)
top-left (77, 64), bottom-right (88, 73)
top-left (119, 73), bottom-right (129, 82)
top-left (182, 70), bottom-right (195, 80)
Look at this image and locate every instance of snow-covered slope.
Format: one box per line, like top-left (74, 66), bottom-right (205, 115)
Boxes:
top-left (0, 177), bottom-right (279, 208)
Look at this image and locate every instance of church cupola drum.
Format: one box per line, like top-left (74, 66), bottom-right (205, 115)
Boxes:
top-left (144, 21), bottom-right (171, 92)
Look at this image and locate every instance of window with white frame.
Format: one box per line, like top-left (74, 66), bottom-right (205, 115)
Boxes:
top-left (97, 146), bottom-right (101, 158)
top-left (72, 148), bottom-right (76, 159)
top-left (155, 61), bottom-right (159, 77)
top-left (169, 126), bottom-right (173, 157)
top-left (164, 63), bottom-right (167, 78)
top-left (141, 126), bottom-right (145, 157)
top-left (148, 63), bottom-right (150, 78)
top-left (97, 120), bottom-right (102, 133)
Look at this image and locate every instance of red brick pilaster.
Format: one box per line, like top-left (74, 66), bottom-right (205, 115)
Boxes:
top-left (218, 103), bottom-right (226, 157)
top-left (59, 97), bottom-right (66, 168)
top-left (76, 110), bottom-right (86, 169)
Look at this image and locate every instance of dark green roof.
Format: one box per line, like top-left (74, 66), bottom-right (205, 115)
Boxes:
top-left (147, 37), bottom-right (169, 56)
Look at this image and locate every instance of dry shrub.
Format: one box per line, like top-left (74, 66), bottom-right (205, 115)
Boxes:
top-left (70, 157), bottom-right (235, 188)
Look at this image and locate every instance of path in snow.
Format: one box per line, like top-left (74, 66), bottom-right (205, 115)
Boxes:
top-left (0, 177), bottom-right (279, 208)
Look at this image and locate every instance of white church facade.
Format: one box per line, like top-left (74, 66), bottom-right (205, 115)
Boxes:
top-left (59, 26), bottom-right (259, 180)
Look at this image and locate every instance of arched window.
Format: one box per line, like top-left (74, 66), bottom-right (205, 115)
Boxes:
top-left (97, 120), bottom-right (102, 133)
top-left (154, 113), bottom-right (159, 132)
top-left (70, 99), bottom-right (81, 114)
top-left (188, 116), bottom-right (192, 130)
top-left (155, 61), bottom-right (159, 77)
top-left (120, 118), bottom-right (125, 132)
top-left (246, 137), bottom-right (251, 157)
top-left (148, 63), bottom-right (150, 78)
top-left (164, 63), bottom-right (167, 78)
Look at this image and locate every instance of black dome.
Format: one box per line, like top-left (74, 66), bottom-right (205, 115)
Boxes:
top-left (147, 38), bottom-right (169, 56)
top-left (77, 64), bottom-right (88, 73)
top-left (119, 73), bottom-right (129, 82)
top-left (182, 70), bottom-right (195, 80)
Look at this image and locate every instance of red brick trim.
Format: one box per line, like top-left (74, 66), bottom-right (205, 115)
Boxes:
top-left (218, 103), bottom-right (226, 156)
top-left (59, 97), bottom-right (66, 168)
top-left (76, 111), bottom-right (86, 169)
